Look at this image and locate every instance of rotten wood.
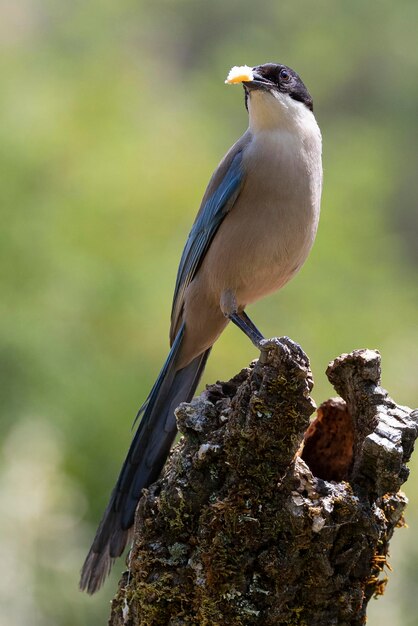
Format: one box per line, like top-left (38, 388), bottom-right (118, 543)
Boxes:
top-left (109, 338), bottom-right (417, 626)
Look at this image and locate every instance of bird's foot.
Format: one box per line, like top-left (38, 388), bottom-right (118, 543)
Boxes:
top-left (258, 338), bottom-right (278, 364)
top-left (258, 337), bottom-right (307, 365)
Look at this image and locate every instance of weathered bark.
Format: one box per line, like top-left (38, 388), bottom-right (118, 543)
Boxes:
top-left (109, 338), bottom-right (417, 626)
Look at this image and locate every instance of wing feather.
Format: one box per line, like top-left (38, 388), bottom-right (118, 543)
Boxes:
top-left (170, 136), bottom-right (249, 340)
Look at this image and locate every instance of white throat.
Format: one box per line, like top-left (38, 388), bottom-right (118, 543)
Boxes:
top-left (248, 90), bottom-right (317, 136)
top-left (243, 87), bottom-right (323, 256)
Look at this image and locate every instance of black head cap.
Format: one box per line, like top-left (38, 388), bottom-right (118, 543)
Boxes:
top-left (246, 63), bottom-right (313, 112)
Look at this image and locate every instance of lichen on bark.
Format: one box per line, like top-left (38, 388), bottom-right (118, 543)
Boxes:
top-left (109, 338), bottom-right (417, 626)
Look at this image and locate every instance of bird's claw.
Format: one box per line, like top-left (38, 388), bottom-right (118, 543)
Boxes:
top-left (258, 338), bottom-right (279, 364)
top-left (258, 337), bottom-right (307, 365)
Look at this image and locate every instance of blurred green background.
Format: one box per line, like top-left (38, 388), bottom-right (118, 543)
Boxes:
top-left (0, 0), bottom-right (417, 624)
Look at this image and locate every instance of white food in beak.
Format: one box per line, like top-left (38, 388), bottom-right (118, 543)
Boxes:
top-left (225, 65), bottom-right (254, 84)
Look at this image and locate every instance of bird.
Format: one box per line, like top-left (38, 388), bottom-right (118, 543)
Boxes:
top-left (80, 62), bottom-right (323, 594)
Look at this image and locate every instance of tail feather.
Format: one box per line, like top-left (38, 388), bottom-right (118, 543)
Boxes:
top-left (79, 324), bottom-right (210, 594)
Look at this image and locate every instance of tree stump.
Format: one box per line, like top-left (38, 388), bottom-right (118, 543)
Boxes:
top-left (109, 338), bottom-right (417, 626)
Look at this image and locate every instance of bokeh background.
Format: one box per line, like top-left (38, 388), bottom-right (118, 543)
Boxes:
top-left (0, 0), bottom-right (417, 624)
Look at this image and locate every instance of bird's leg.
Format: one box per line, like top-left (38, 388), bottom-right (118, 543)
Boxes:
top-left (238, 310), bottom-right (265, 343)
top-left (229, 311), bottom-right (265, 347)
top-left (220, 290), bottom-right (280, 363)
top-left (220, 290), bottom-right (265, 349)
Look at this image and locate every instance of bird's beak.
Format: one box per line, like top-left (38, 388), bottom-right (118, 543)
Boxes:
top-left (243, 70), bottom-right (274, 92)
top-left (225, 66), bottom-right (274, 91)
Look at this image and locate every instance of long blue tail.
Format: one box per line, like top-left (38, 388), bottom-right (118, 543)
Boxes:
top-left (80, 323), bottom-right (210, 594)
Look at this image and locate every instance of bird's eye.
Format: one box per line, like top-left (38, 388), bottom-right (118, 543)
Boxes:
top-left (279, 69), bottom-right (291, 82)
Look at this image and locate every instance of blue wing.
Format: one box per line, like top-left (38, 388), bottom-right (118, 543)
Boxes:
top-left (170, 147), bottom-right (245, 338)
top-left (134, 144), bottom-right (246, 428)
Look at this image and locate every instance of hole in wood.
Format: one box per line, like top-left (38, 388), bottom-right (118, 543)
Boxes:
top-left (302, 397), bottom-right (354, 482)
